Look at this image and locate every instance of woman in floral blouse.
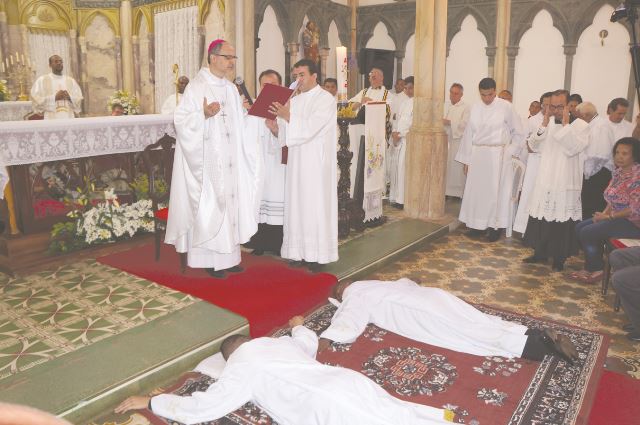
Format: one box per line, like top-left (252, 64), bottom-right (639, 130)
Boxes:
top-left (572, 137), bottom-right (640, 283)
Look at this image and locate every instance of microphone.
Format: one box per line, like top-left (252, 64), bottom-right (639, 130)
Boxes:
top-left (234, 76), bottom-right (253, 105)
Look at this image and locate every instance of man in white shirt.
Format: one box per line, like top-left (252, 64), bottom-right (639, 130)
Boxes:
top-left (522, 89), bottom-right (589, 271)
top-left (607, 97), bottom-right (634, 142)
top-left (270, 59), bottom-right (338, 267)
top-left (30, 55), bottom-right (83, 119)
top-left (443, 83), bottom-right (470, 198)
top-left (318, 278), bottom-right (578, 363)
top-left (389, 76), bottom-right (414, 207)
top-left (528, 101), bottom-right (541, 118)
top-left (456, 78), bottom-right (525, 242)
top-left (115, 316), bottom-right (450, 425)
top-left (160, 75), bottom-right (189, 114)
top-left (322, 77), bottom-right (338, 99)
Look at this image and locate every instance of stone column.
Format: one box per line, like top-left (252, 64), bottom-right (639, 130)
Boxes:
top-left (493, 0), bottom-right (511, 90)
top-left (562, 44), bottom-right (577, 91)
top-left (115, 37), bottom-right (123, 90)
top-left (120, 0), bottom-right (135, 92)
top-left (147, 33), bottom-right (156, 112)
top-left (319, 47), bottom-right (330, 81)
top-left (627, 49), bottom-right (637, 120)
top-left (486, 45), bottom-right (497, 78)
top-left (78, 36), bottom-right (90, 114)
top-left (287, 42), bottom-right (299, 79)
top-left (348, 0), bottom-right (358, 98)
top-left (0, 10), bottom-right (9, 66)
top-left (284, 42), bottom-right (292, 86)
top-left (132, 35), bottom-right (141, 98)
top-left (242, 0), bottom-right (255, 96)
top-left (404, 0), bottom-right (449, 220)
top-left (506, 45), bottom-right (519, 92)
top-left (198, 25), bottom-right (206, 66)
top-left (395, 50), bottom-right (404, 79)
top-left (68, 29), bottom-right (80, 81)
top-left (224, 0), bottom-right (236, 50)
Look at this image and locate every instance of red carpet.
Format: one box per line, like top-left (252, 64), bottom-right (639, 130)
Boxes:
top-left (97, 243), bottom-right (337, 337)
top-left (588, 370), bottom-right (640, 424)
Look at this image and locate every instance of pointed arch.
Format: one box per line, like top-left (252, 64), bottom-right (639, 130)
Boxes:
top-left (510, 1), bottom-right (569, 47)
top-left (447, 7), bottom-right (493, 48)
top-left (78, 10), bottom-right (119, 37)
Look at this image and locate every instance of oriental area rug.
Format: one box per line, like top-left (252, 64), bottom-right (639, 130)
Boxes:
top-left (105, 303), bottom-right (609, 425)
top-left (97, 243), bottom-right (337, 337)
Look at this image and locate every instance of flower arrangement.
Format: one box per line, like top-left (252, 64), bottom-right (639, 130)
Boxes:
top-left (107, 89), bottom-right (140, 115)
top-left (0, 79), bottom-right (9, 101)
top-left (49, 186), bottom-right (154, 254)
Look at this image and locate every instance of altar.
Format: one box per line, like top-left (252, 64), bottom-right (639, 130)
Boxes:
top-left (0, 101), bottom-right (33, 121)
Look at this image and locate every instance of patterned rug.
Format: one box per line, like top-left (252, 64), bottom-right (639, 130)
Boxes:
top-left (102, 303), bottom-right (607, 425)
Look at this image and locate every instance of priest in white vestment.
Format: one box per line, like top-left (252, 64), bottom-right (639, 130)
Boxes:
top-left (514, 92), bottom-right (552, 235)
top-left (247, 69), bottom-right (287, 256)
top-left (389, 77), bottom-right (414, 207)
top-left (443, 83), bottom-right (470, 198)
top-left (523, 90), bottom-right (589, 271)
top-left (456, 78), bottom-right (525, 242)
top-left (576, 102), bottom-right (616, 219)
top-left (30, 55), bottom-right (82, 119)
top-left (318, 278), bottom-right (577, 362)
top-left (160, 75), bottom-right (189, 114)
top-left (115, 317), bottom-right (449, 425)
top-left (386, 81), bottom-right (409, 189)
top-left (270, 59), bottom-right (338, 266)
top-left (165, 40), bottom-right (262, 278)
top-left (607, 97), bottom-right (634, 143)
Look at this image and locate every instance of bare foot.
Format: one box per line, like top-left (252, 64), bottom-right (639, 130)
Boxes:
top-left (543, 329), bottom-right (578, 364)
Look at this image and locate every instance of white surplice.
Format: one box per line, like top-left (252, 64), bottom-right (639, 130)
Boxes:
top-left (165, 68), bottom-right (262, 269)
top-left (160, 93), bottom-right (182, 114)
top-left (151, 326), bottom-right (448, 425)
top-left (349, 86), bottom-right (388, 104)
top-left (254, 115), bottom-right (286, 225)
top-left (608, 118), bottom-right (633, 143)
top-left (456, 97), bottom-right (525, 230)
top-left (386, 91), bottom-right (409, 185)
top-left (321, 278), bottom-right (529, 358)
top-left (389, 98), bottom-right (413, 205)
top-left (513, 112), bottom-right (544, 234)
top-left (584, 115), bottom-right (615, 179)
top-left (280, 85), bottom-right (338, 264)
top-left (527, 119), bottom-right (590, 222)
top-left (30, 73), bottom-right (82, 119)
top-left (444, 99), bottom-right (470, 197)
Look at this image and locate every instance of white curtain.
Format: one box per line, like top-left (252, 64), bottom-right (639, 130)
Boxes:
top-left (154, 6), bottom-right (200, 112)
top-left (28, 30), bottom-right (71, 79)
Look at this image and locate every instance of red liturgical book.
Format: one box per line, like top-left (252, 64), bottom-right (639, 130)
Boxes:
top-left (248, 83), bottom-right (294, 120)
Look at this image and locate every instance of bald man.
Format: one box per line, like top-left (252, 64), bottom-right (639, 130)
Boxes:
top-left (161, 75), bottom-right (190, 114)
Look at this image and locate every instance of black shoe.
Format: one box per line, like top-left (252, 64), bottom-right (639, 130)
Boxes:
top-left (252, 249), bottom-right (264, 256)
top-left (486, 228), bottom-right (501, 242)
top-left (627, 331), bottom-right (640, 342)
top-left (394, 203), bottom-right (404, 210)
top-left (466, 228), bottom-right (486, 237)
top-left (288, 260), bottom-right (304, 268)
top-left (522, 255), bottom-right (547, 264)
top-left (307, 262), bottom-right (322, 272)
top-left (227, 266), bottom-right (244, 273)
top-left (623, 323), bottom-right (636, 333)
top-left (552, 259), bottom-right (565, 272)
top-left (205, 268), bottom-right (226, 278)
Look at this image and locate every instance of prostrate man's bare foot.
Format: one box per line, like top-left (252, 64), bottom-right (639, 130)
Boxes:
top-left (543, 328), bottom-right (579, 364)
top-left (318, 338), bottom-right (332, 352)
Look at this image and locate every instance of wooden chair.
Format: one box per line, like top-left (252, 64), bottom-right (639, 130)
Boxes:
top-left (141, 134), bottom-right (187, 273)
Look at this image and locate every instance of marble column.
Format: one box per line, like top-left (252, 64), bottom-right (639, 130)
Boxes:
top-left (284, 42), bottom-right (292, 86)
top-left (287, 42), bottom-right (300, 80)
top-left (147, 33), bottom-right (156, 112)
top-left (120, 0), bottom-right (135, 93)
top-left (486, 45), bottom-right (497, 78)
top-left (243, 0), bottom-right (255, 96)
top-left (319, 47), bottom-right (330, 81)
top-left (627, 48), bottom-right (637, 121)
top-left (115, 37), bottom-right (123, 90)
top-left (79, 36), bottom-right (90, 114)
top-left (493, 0), bottom-right (511, 90)
top-left (404, 0), bottom-right (448, 220)
top-left (395, 50), bottom-right (404, 80)
top-left (198, 25), bottom-right (206, 67)
top-left (68, 29), bottom-right (80, 81)
top-left (563, 44), bottom-right (577, 91)
top-left (224, 0), bottom-right (236, 51)
top-left (132, 35), bottom-right (141, 98)
top-left (0, 11), bottom-right (9, 66)
top-left (348, 0), bottom-right (358, 98)
top-left (506, 45), bottom-right (519, 92)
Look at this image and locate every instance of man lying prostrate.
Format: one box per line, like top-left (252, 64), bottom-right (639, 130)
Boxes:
top-left (115, 316), bottom-right (451, 425)
top-left (318, 278), bottom-right (578, 364)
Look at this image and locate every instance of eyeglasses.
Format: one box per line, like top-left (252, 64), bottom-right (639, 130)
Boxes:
top-left (549, 104), bottom-right (565, 110)
top-left (214, 54), bottom-right (238, 60)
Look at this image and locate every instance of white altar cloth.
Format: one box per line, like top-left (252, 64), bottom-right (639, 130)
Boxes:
top-left (0, 101), bottom-right (33, 122)
top-left (0, 114), bottom-right (176, 167)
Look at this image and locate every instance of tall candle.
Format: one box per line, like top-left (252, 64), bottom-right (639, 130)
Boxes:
top-left (336, 46), bottom-right (348, 101)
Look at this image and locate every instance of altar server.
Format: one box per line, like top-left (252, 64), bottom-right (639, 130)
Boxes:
top-left (443, 83), bottom-right (470, 198)
top-left (319, 278), bottom-right (577, 363)
top-left (31, 55), bottom-right (83, 119)
top-left (270, 59), bottom-right (338, 266)
top-left (115, 316), bottom-right (450, 425)
top-left (388, 76), bottom-right (414, 207)
top-left (165, 40), bottom-right (262, 278)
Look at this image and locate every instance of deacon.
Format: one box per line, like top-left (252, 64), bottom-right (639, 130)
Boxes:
top-left (607, 97), bottom-right (634, 142)
top-left (456, 77), bottom-right (525, 242)
top-left (248, 69), bottom-right (286, 256)
top-left (270, 59), bottom-right (338, 267)
top-left (165, 40), bottom-right (261, 278)
top-left (318, 278), bottom-right (578, 363)
top-left (115, 316), bottom-right (449, 425)
top-left (30, 55), bottom-right (83, 119)
top-left (388, 76), bottom-right (414, 208)
top-left (161, 75), bottom-right (189, 114)
top-left (523, 90), bottom-right (589, 271)
top-left (576, 102), bottom-right (615, 219)
top-left (513, 92), bottom-right (552, 235)
top-left (443, 83), bottom-right (470, 198)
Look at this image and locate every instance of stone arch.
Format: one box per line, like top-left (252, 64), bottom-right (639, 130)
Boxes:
top-left (133, 7), bottom-right (152, 36)
top-left (256, 0), bottom-right (293, 43)
top-left (20, 0), bottom-right (72, 32)
top-left (510, 1), bottom-right (570, 47)
top-left (358, 17), bottom-right (399, 51)
top-left (199, 0), bottom-right (224, 26)
top-left (447, 7), bottom-right (493, 48)
top-left (78, 10), bottom-right (119, 37)
top-left (572, 0), bottom-right (625, 44)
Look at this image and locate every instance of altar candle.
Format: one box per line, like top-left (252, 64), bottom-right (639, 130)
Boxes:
top-left (336, 46), bottom-right (348, 101)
